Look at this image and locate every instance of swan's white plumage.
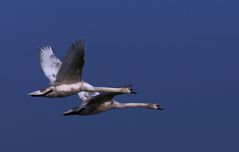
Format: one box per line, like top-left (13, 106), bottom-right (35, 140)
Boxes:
top-left (30, 40), bottom-right (133, 98)
top-left (40, 46), bottom-right (61, 85)
top-left (64, 91), bottom-right (163, 116)
top-left (40, 41), bottom-right (85, 85)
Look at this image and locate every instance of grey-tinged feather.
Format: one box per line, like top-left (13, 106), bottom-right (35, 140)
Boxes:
top-left (40, 46), bottom-right (62, 85)
top-left (78, 85), bottom-right (132, 104)
top-left (87, 92), bottom-right (123, 105)
top-left (55, 40), bottom-right (85, 84)
top-left (77, 91), bottom-right (100, 103)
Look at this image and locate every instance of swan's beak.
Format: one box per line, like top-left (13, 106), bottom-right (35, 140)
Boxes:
top-left (155, 104), bottom-right (164, 110)
top-left (131, 91), bottom-right (137, 94)
top-left (128, 86), bottom-right (137, 94)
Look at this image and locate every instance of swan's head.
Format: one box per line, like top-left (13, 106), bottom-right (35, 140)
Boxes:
top-left (150, 104), bottom-right (164, 110)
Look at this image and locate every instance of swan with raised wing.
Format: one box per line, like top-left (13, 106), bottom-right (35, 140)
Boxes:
top-left (29, 40), bottom-right (134, 98)
top-left (64, 91), bottom-right (163, 116)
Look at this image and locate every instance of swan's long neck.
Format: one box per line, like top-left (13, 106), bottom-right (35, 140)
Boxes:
top-left (81, 82), bottom-right (129, 93)
top-left (113, 101), bottom-right (157, 110)
top-left (92, 87), bottom-right (125, 93)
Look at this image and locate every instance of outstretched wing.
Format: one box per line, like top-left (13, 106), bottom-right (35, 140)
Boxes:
top-left (55, 40), bottom-right (85, 84)
top-left (40, 46), bottom-right (62, 85)
top-left (87, 92), bottom-right (123, 105)
top-left (77, 91), bottom-right (100, 103)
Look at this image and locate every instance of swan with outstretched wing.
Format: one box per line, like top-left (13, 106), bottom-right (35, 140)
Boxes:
top-left (64, 90), bottom-right (163, 116)
top-left (29, 40), bottom-right (134, 98)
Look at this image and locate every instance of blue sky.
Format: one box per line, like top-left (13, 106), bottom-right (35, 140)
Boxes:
top-left (0, 0), bottom-right (239, 151)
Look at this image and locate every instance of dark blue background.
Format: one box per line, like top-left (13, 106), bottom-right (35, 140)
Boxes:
top-left (1, 0), bottom-right (239, 151)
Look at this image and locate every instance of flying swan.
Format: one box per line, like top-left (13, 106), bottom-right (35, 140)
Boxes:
top-left (29, 40), bottom-right (134, 98)
top-left (64, 91), bottom-right (163, 116)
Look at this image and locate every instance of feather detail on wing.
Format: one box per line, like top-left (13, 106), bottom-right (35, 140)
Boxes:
top-left (55, 40), bottom-right (85, 84)
top-left (77, 91), bottom-right (100, 103)
top-left (87, 92), bottom-right (123, 105)
top-left (40, 46), bottom-right (62, 85)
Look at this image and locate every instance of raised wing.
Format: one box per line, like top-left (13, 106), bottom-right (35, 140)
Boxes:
top-left (40, 47), bottom-right (62, 85)
top-left (55, 40), bottom-right (85, 84)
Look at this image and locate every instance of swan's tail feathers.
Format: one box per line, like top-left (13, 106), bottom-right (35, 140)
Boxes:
top-left (28, 88), bottom-right (53, 97)
top-left (63, 109), bottom-right (75, 116)
top-left (63, 107), bottom-right (82, 116)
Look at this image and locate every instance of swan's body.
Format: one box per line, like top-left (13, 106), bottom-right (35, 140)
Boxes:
top-left (29, 40), bottom-right (133, 98)
top-left (64, 91), bottom-right (163, 116)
